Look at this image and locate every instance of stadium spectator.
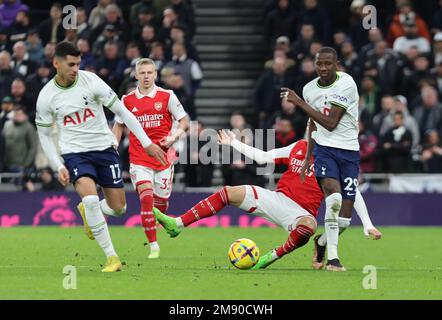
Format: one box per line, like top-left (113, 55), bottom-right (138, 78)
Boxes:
top-left (25, 29), bottom-right (44, 63)
top-left (130, 0), bottom-right (158, 26)
top-left (92, 23), bottom-right (125, 58)
top-left (63, 28), bottom-right (78, 45)
top-left (166, 24), bottom-right (199, 62)
top-left (293, 56), bottom-right (316, 95)
top-left (307, 39), bottom-right (323, 59)
top-left (380, 111), bottom-right (413, 173)
top-left (158, 6), bottom-right (179, 42)
top-left (170, 0), bottom-right (195, 39)
top-left (88, 0), bottom-right (114, 30)
top-left (265, 98), bottom-right (308, 140)
top-left (162, 41), bottom-right (202, 120)
top-left (96, 40), bottom-right (123, 90)
top-left (433, 32), bottom-right (442, 65)
top-left (77, 38), bottom-right (96, 70)
top-left (130, 5), bottom-right (156, 43)
top-left (7, 9), bottom-right (32, 45)
top-left (148, 41), bottom-right (166, 71)
top-left (76, 7), bottom-right (91, 40)
top-left (160, 67), bottom-right (190, 119)
top-left (184, 120), bottom-right (214, 187)
top-left (0, 26), bottom-right (10, 52)
top-left (10, 77), bottom-right (33, 122)
top-left (222, 113), bottom-right (264, 187)
top-left (387, 0), bottom-right (431, 47)
top-left (38, 2), bottom-right (64, 46)
top-left (332, 30), bottom-right (348, 54)
top-left (431, 0), bottom-right (442, 35)
top-left (373, 95), bottom-right (395, 136)
top-left (297, 0), bottom-right (331, 45)
top-left (393, 20), bottom-right (431, 55)
top-left (0, 50), bottom-right (17, 101)
top-left (0, 0), bottom-right (29, 28)
top-left (275, 116), bottom-right (296, 148)
top-left (0, 96), bottom-right (14, 131)
top-left (339, 39), bottom-right (360, 82)
top-left (348, 0), bottom-right (369, 51)
top-left (272, 36), bottom-right (291, 58)
top-left (25, 61), bottom-right (53, 109)
top-left (137, 24), bottom-right (157, 57)
top-left (89, 3), bottom-right (128, 45)
top-left (413, 86), bottom-right (442, 141)
top-left (43, 41), bottom-right (56, 64)
top-left (115, 42), bottom-right (141, 83)
top-left (39, 166), bottom-right (65, 191)
top-left (431, 58), bottom-right (442, 95)
top-left (264, 47), bottom-right (295, 70)
top-left (359, 27), bottom-right (384, 66)
top-left (420, 130), bottom-right (442, 173)
top-left (290, 23), bottom-right (315, 63)
top-left (359, 75), bottom-right (381, 116)
top-left (264, 0), bottom-right (297, 46)
top-left (380, 95), bottom-right (420, 152)
top-left (1, 105), bottom-right (37, 173)
top-left (11, 41), bottom-right (37, 78)
top-left (359, 119), bottom-right (379, 173)
top-left (254, 56), bottom-right (295, 128)
top-left (400, 54), bottom-right (433, 103)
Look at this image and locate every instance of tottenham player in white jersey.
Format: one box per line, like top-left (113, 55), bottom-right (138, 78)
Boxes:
top-left (281, 47), bottom-right (379, 271)
top-left (35, 41), bottom-right (167, 272)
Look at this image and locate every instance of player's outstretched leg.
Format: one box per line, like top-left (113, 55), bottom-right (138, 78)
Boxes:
top-left (252, 216), bottom-right (316, 270)
top-left (154, 186), bottom-right (238, 238)
top-left (138, 182), bottom-right (160, 258)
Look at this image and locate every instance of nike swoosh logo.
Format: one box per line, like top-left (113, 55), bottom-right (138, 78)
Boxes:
top-left (347, 192), bottom-right (355, 196)
top-left (113, 179), bottom-right (122, 184)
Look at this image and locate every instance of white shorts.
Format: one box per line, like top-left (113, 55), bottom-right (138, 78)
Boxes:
top-left (129, 164), bottom-right (174, 199)
top-left (238, 185), bottom-right (315, 232)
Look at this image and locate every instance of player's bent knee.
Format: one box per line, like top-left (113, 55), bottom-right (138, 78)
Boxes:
top-left (325, 192), bottom-right (342, 219)
top-left (113, 203), bottom-right (127, 216)
top-left (297, 216), bottom-right (317, 232)
top-left (225, 185), bottom-right (245, 206)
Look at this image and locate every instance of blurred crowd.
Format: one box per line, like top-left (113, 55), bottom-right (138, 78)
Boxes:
top-left (254, 0), bottom-right (442, 175)
top-left (1, 0), bottom-right (442, 192)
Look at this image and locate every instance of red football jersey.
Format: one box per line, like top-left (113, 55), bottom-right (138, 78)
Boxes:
top-left (121, 86), bottom-right (186, 171)
top-left (274, 140), bottom-right (324, 216)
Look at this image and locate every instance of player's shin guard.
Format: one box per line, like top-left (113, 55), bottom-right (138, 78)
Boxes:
top-left (324, 193), bottom-right (342, 261)
top-left (139, 187), bottom-right (157, 243)
top-left (82, 195), bottom-right (117, 257)
top-left (317, 216), bottom-right (351, 246)
top-left (154, 195), bottom-right (169, 213)
top-left (276, 224), bottom-right (315, 257)
top-left (180, 187), bottom-right (229, 226)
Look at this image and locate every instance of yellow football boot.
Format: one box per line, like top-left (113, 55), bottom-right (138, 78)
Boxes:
top-left (76, 202), bottom-right (95, 240)
top-left (101, 255), bottom-right (123, 273)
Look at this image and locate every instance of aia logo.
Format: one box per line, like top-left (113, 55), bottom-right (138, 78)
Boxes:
top-left (64, 108), bottom-right (95, 126)
top-left (154, 102), bottom-right (163, 111)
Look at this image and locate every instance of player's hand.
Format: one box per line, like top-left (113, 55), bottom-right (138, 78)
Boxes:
top-left (159, 135), bottom-right (176, 149)
top-left (280, 87), bottom-right (303, 106)
top-left (300, 158), bottom-right (311, 182)
top-left (217, 129), bottom-right (235, 145)
top-left (144, 143), bottom-right (167, 165)
top-left (58, 166), bottom-right (70, 187)
top-left (365, 227), bottom-right (382, 240)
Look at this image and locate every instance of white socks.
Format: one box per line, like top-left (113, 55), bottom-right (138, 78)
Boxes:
top-left (176, 217), bottom-right (184, 228)
top-left (100, 199), bottom-right (126, 217)
top-left (354, 190), bottom-right (375, 234)
top-left (324, 193), bottom-right (342, 261)
top-left (83, 195), bottom-right (117, 258)
top-left (150, 241), bottom-right (159, 250)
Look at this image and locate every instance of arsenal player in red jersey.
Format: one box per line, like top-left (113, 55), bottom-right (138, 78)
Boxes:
top-left (113, 58), bottom-right (189, 258)
top-left (153, 130), bottom-right (381, 269)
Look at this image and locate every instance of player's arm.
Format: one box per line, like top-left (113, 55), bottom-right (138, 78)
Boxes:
top-left (111, 116), bottom-right (125, 145)
top-left (160, 92), bottom-right (190, 148)
top-left (281, 87), bottom-right (345, 131)
top-left (354, 189), bottom-right (382, 240)
top-left (218, 129), bottom-right (293, 164)
top-left (300, 119), bottom-right (317, 181)
top-left (35, 98), bottom-right (70, 186)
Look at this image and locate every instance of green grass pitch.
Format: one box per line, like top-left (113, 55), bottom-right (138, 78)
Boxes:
top-left (0, 226), bottom-right (441, 299)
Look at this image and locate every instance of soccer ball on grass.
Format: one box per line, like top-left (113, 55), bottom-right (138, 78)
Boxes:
top-left (228, 238), bottom-right (260, 270)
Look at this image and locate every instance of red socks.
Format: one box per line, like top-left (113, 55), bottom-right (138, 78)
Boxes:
top-left (139, 187), bottom-right (156, 243)
top-left (181, 187), bottom-right (229, 226)
top-left (154, 195), bottom-right (169, 214)
top-left (276, 224), bottom-right (314, 257)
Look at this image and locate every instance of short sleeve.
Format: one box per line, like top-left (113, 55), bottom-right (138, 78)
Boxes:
top-left (329, 81), bottom-right (357, 110)
top-left (35, 92), bottom-right (54, 127)
top-left (168, 91), bottom-right (187, 120)
top-left (90, 72), bottom-right (118, 108)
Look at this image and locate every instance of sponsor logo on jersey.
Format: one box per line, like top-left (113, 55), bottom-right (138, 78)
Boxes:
top-left (63, 108), bottom-right (95, 126)
top-left (136, 113), bottom-right (164, 129)
top-left (154, 102), bottom-right (163, 111)
top-left (330, 94), bottom-right (348, 104)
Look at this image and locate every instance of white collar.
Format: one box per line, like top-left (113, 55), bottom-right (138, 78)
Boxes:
top-left (135, 85), bottom-right (157, 99)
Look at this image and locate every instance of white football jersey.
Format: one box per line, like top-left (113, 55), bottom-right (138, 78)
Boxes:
top-left (36, 70), bottom-right (118, 154)
top-left (302, 71), bottom-right (359, 151)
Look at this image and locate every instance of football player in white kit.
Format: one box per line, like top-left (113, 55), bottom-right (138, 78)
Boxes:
top-left (35, 42), bottom-right (167, 272)
top-left (281, 47), bottom-right (377, 271)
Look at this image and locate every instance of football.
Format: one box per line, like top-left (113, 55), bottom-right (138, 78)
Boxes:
top-left (228, 238), bottom-right (260, 270)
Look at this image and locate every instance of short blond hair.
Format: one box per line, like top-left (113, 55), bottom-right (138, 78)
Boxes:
top-left (135, 58), bottom-right (156, 71)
